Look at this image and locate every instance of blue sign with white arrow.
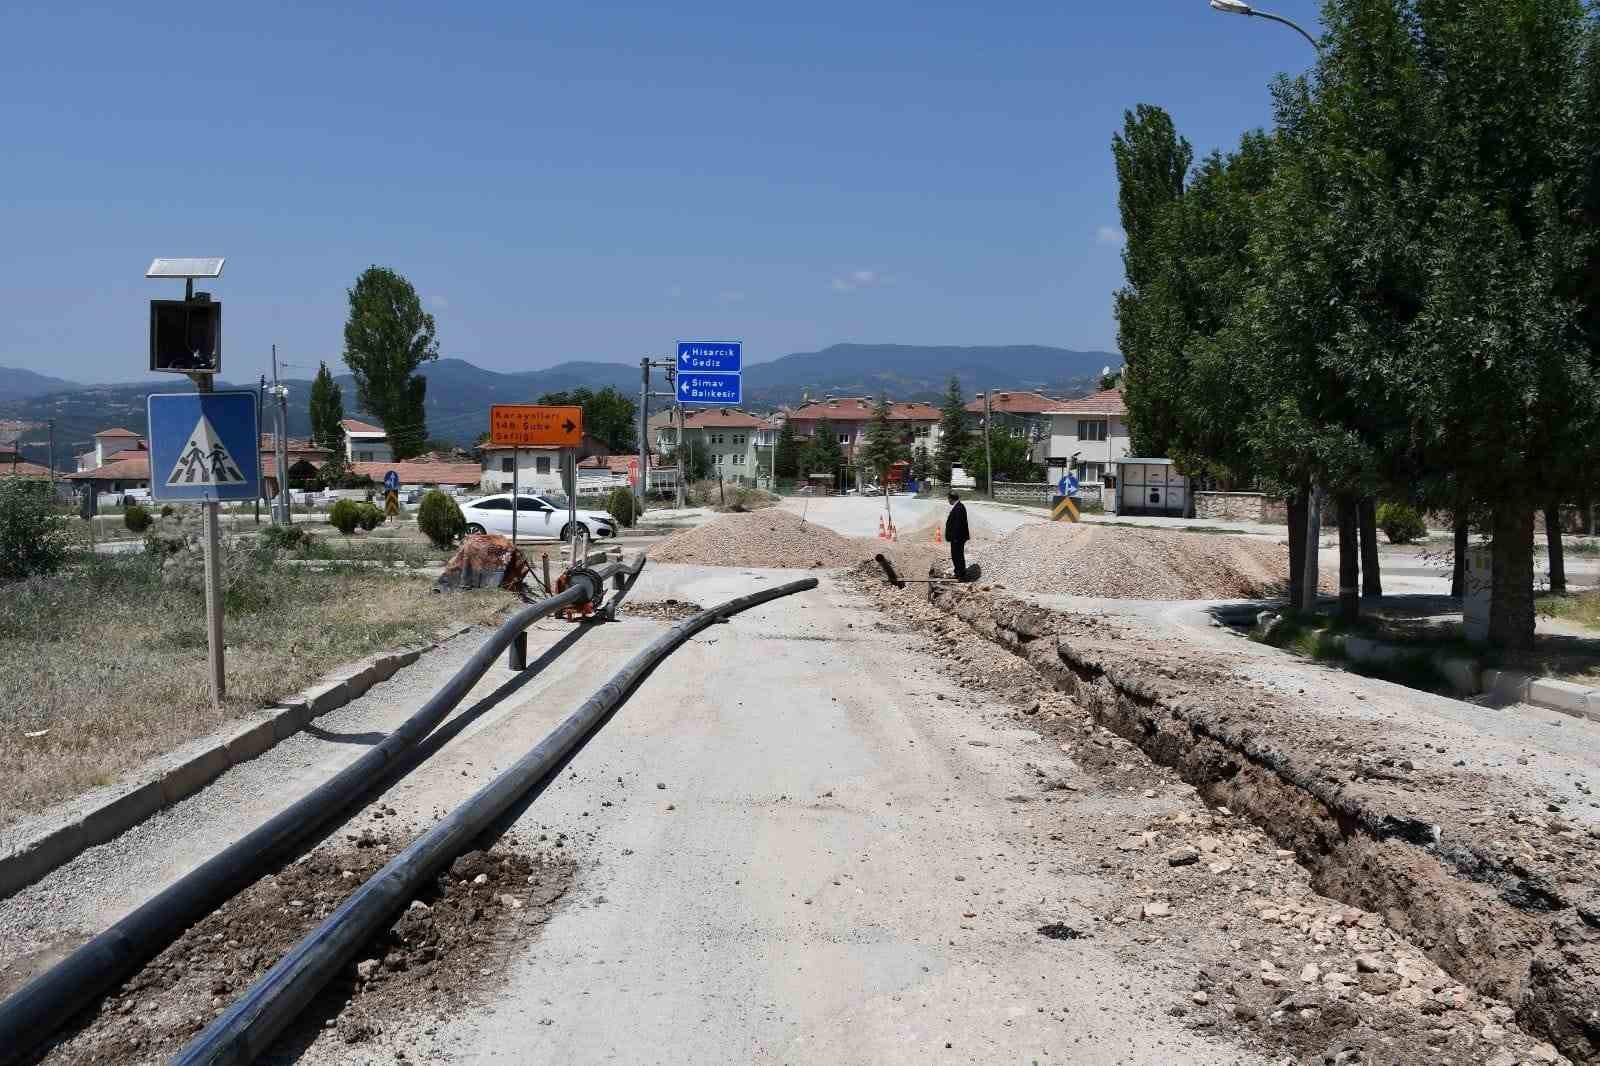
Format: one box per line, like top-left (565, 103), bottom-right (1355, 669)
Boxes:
top-left (147, 391), bottom-right (260, 502)
top-left (384, 470), bottom-right (400, 492)
top-left (677, 341), bottom-right (741, 373)
top-left (677, 372), bottom-right (742, 405)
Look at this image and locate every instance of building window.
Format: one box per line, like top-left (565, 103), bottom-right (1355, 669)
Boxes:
top-left (733, 453), bottom-right (744, 465)
top-left (711, 433), bottom-right (724, 444)
top-left (500, 457), bottom-right (514, 473)
top-left (536, 457), bottom-right (551, 474)
top-left (357, 450), bottom-right (375, 461)
top-left (838, 433), bottom-right (850, 444)
top-left (1076, 461), bottom-right (1105, 483)
top-left (733, 434), bottom-right (745, 446)
top-left (1077, 420), bottom-right (1108, 442)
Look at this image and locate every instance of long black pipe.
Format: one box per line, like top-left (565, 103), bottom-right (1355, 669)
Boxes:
top-left (174, 576), bottom-right (819, 1066)
top-left (0, 558), bottom-right (638, 1065)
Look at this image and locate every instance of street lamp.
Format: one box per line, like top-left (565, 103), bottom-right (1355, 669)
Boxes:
top-left (1208, 0), bottom-right (1320, 51)
top-left (975, 391), bottom-right (994, 500)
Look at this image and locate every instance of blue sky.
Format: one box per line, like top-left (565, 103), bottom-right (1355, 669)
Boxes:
top-left (1, 1), bottom-right (1321, 383)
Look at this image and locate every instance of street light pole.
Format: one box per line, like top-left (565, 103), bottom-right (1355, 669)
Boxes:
top-left (978, 391), bottom-right (994, 500)
top-left (1207, 0), bottom-right (1320, 51)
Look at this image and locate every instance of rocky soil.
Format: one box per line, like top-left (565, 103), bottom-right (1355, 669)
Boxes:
top-left (35, 819), bottom-right (575, 1066)
top-left (853, 569), bottom-right (1583, 1065)
top-left (621, 598), bottom-right (704, 622)
top-left (978, 523), bottom-right (1305, 599)
top-left (647, 510), bottom-right (870, 569)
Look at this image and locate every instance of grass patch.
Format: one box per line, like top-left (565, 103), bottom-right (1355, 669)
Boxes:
top-left (1538, 589), bottom-right (1600, 631)
top-left (0, 547), bottom-right (513, 824)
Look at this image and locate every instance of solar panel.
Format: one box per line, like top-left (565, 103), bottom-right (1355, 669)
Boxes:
top-left (146, 257), bottom-right (225, 279)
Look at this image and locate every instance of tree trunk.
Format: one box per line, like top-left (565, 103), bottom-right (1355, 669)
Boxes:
top-left (1337, 494), bottom-right (1361, 624)
top-left (1451, 513), bottom-right (1468, 600)
top-left (1358, 497), bottom-right (1382, 598)
top-left (1545, 499), bottom-right (1566, 595)
top-left (1488, 500), bottom-right (1536, 652)
top-left (1287, 490), bottom-right (1307, 611)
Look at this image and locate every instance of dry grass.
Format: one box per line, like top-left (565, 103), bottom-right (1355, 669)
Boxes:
top-left (0, 548), bottom-right (513, 824)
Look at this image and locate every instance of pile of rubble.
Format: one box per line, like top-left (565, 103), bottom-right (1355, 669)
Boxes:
top-left (648, 510), bottom-right (868, 569)
top-left (979, 523), bottom-right (1300, 599)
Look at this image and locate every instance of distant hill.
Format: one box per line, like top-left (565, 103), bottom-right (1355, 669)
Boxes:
top-left (741, 344), bottom-right (1116, 406)
top-left (0, 346), bottom-right (1119, 452)
top-left (0, 366), bottom-right (80, 403)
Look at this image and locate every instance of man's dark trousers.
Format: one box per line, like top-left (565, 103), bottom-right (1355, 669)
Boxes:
top-left (950, 539), bottom-right (967, 582)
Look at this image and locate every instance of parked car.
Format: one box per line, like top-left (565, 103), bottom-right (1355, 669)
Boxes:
top-left (459, 493), bottom-right (617, 541)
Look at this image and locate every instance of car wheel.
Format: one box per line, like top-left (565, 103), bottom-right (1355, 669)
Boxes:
top-left (465, 523), bottom-right (486, 535)
top-left (560, 522), bottom-right (589, 542)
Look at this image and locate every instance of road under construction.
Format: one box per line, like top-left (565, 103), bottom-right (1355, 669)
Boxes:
top-left (2, 503), bottom-right (1596, 1065)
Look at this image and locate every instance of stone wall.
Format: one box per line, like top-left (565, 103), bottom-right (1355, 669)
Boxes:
top-left (1194, 491), bottom-right (1269, 523)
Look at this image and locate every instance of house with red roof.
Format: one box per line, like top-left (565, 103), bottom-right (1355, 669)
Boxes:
top-left (784, 397), bottom-right (942, 472)
top-left (649, 408), bottom-right (770, 486)
top-left (1043, 387), bottom-right (1130, 489)
top-left (340, 418), bottom-right (391, 463)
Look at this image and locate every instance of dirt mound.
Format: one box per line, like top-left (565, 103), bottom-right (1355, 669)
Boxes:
top-left (647, 510), bottom-right (868, 568)
top-left (979, 523), bottom-right (1296, 600)
top-left (40, 826), bottom-right (574, 1065)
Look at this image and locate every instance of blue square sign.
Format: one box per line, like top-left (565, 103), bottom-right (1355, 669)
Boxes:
top-left (147, 391), bottom-right (261, 502)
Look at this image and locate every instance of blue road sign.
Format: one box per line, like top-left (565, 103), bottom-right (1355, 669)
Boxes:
top-left (384, 470), bottom-right (400, 492)
top-left (677, 341), bottom-right (741, 373)
top-left (677, 371), bottom-right (742, 405)
top-left (147, 391), bottom-right (260, 502)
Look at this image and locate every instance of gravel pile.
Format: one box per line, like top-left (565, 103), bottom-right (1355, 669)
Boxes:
top-left (647, 510), bottom-right (867, 568)
top-left (979, 523), bottom-right (1296, 600)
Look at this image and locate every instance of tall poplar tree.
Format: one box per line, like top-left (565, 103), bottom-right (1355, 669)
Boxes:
top-left (342, 266), bottom-right (440, 461)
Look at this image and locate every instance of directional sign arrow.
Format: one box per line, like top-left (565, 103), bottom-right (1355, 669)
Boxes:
top-left (562, 419), bottom-right (577, 434)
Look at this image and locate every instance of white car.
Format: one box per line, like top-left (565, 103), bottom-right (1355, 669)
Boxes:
top-left (459, 493), bottom-right (617, 541)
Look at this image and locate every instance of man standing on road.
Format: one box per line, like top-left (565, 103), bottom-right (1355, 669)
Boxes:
top-left (945, 491), bottom-right (970, 582)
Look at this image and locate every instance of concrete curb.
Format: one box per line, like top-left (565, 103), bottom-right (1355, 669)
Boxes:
top-left (1333, 635), bottom-right (1600, 722)
top-left (0, 621), bottom-right (477, 901)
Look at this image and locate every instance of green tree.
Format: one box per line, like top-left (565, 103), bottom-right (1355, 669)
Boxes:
top-left (932, 378), bottom-right (969, 484)
top-left (536, 387), bottom-right (638, 453)
top-left (682, 438), bottom-right (713, 482)
top-left (417, 490), bottom-right (466, 548)
top-left (961, 430), bottom-right (1038, 490)
top-left (308, 361), bottom-right (346, 453)
top-left (857, 393), bottom-right (908, 488)
top-left (773, 418), bottom-right (802, 480)
top-left (804, 418), bottom-right (845, 485)
top-left (342, 266), bottom-right (440, 461)
top-left (0, 479), bottom-right (69, 581)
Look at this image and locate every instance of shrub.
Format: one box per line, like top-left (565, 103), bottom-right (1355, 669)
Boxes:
top-left (328, 498), bottom-right (363, 536)
top-left (417, 490), bottom-right (466, 549)
top-left (357, 502), bottom-right (385, 531)
top-left (260, 524), bottom-right (313, 551)
top-left (124, 503), bottom-right (153, 533)
top-left (604, 487), bottom-right (639, 529)
top-left (0, 479), bottom-right (71, 582)
top-left (160, 504), bottom-right (174, 517)
top-left (1376, 501), bottom-right (1427, 545)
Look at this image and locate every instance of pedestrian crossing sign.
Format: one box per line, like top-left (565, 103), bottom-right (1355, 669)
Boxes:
top-left (148, 391), bottom-right (260, 502)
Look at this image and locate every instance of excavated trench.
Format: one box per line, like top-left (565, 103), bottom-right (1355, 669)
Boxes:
top-left (925, 583), bottom-right (1600, 1064)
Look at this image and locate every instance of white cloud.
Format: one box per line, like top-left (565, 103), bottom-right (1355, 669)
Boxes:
top-left (715, 289), bottom-right (746, 306)
top-left (830, 268), bottom-right (886, 293)
top-left (1096, 226), bottom-right (1127, 248)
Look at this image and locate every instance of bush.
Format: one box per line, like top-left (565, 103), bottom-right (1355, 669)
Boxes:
top-left (416, 490), bottom-right (466, 549)
top-left (328, 498), bottom-right (363, 536)
top-left (357, 502), bottom-right (385, 531)
top-left (160, 504), bottom-right (174, 517)
top-left (604, 487), bottom-right (639, 529)
top-left (1376, 502), bottom-right (1427, 544)
top-left (260, 524), bottom-right (313, 551)
top-left (124, 503), bottom-right (153, 533)
top-left (0, 479), bottom-right (71, 582)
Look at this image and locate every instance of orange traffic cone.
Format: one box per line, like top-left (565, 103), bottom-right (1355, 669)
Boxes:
top-left (934, 526), bottom-right (942, 544)
top-left (877, 516), bottom-right (888, 540)
top-left (888, 522), bottom-right (898, 542)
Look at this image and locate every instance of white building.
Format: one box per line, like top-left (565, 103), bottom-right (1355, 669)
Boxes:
top-left (478, 446), bottom-right (570, 494)
top-left (341, 418), bottom-right (393, 464)
top-left (1044, 387), bottom-right (1133, 505)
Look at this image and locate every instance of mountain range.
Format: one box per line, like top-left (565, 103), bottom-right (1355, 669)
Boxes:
top-left (0, 343), bottom-right (1119, 458)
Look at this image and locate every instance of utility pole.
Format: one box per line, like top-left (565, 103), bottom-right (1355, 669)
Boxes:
top-left (639, 358), bottom-right (649, 514)
top-left (255, 376), bottom-right (266, 524)
top-left (271, 346), bottom-right (290, 525)
top-left (47, 419), bottom-right (55, 498)
top-left (979, 391), bottom-right (995, 499)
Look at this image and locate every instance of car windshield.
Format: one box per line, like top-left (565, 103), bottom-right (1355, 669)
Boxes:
top-left (540, 493), bottom-right (569, 509)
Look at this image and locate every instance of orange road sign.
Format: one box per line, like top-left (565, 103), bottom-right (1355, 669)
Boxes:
top-left (1051, 496), bottom-right (1080, 523)
top-left (489, 404), bottom-right (584, 448)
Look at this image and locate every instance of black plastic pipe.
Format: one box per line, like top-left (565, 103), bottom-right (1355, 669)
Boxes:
top-left (0, 558), bottom-right (637, 1066)
top-left (173, 576), bottom-right (818, 1066)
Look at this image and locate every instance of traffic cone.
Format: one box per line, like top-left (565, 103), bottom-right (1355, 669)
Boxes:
top-left (878, 516), bottom-right (888, 540)
top-left (888, 522), bottom-right (898, 542)
top-left (935, 526), bottom-right (942, 544)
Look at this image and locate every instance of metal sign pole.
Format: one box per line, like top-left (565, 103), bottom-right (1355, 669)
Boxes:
top-left (511, 447), bottom-right (519, 545)
top-left (565, 448), bottom-right (578, 546)
top-left (194, 373), bottom-right (226, 705)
